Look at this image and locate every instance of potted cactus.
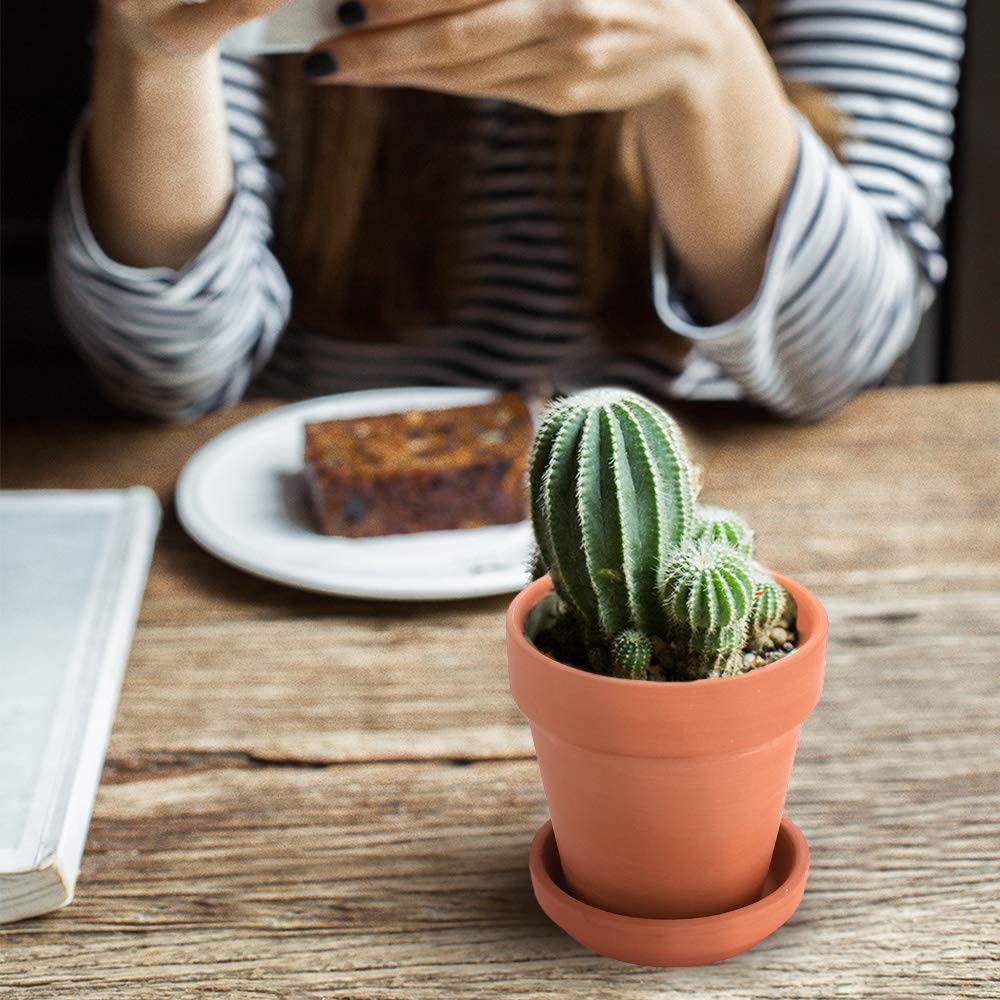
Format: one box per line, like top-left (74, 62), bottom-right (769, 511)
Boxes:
top-left (506, 389), bottom-right (828, 966)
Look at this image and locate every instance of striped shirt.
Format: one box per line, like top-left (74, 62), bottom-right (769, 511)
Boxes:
top-left (50, 0), bottom-right (965, 421)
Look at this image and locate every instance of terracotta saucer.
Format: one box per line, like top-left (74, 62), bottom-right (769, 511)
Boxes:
top-left (529, 816), bottom-right (810, 967)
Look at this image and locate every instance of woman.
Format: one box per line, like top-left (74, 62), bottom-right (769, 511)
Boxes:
top-left (51, 0), bottom-right (965, 421)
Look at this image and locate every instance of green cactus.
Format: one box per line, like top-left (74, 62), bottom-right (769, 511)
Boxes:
top-left (660, 539), bottom-right (755, 678)
top-left (528, 390), bottom-right (794, 681)
top-left (611, 629), bottom-right (653, 680)
top-left (693, 505), bottom-right (754, 555)
top-left (749, 572), bottom-right (789, 645)
top-left (529, 389), bottom-right (695, 642)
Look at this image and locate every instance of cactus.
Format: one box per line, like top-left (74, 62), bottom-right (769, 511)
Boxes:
top-left (749, 572), bottom-right (789, 645)
top-left (529, 389), bottom-right (695, 642)
top-left (612, 629), bottom-right (652, 680)
top-left (528, 389), bottom-right (794, 681)
top-left (660, 539), bottom-right (755, 678)
top-left (693, 506), bottom-right (754, 555)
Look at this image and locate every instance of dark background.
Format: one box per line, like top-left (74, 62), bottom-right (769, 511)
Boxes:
top-left (2, 3), bottom-right (997, 419)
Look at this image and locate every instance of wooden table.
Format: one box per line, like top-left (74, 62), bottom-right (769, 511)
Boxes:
top-left (2, 385), bottom-right (998, 999)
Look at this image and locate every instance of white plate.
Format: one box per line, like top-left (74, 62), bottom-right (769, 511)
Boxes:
top-left (176, 388), bottom-right (534, 600)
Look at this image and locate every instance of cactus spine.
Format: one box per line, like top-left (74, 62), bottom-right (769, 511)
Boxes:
top-left (530, 389), bottom-right (695, 642)
top-left (529, 389), bottom-right (792, 682)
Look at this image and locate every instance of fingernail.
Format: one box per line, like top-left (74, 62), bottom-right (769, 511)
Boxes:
top-left (337, 1), bottom-right (366, 27)
top-left (304, 51), bottom-right (337, 78)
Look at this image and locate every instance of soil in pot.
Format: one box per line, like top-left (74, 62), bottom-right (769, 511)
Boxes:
top-left (527, 590), bottom-right (800, 682)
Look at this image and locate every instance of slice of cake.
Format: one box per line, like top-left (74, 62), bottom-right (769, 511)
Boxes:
top-left (304, 394), bottom-right (534, 537)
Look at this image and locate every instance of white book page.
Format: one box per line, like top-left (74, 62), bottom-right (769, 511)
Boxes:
top-left (0, 491), bottom-right (159, 882)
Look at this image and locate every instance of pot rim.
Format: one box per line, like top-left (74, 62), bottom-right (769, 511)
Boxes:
top-left (506, 571), bottom-right (828, 757)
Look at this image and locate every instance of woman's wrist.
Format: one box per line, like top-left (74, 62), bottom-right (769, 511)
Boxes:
top-left (637, 2), bottom-right (791, 142)
top-left (635, 3), bottom-right (798, 323)
top-left (94, 12), bottom-right (220, 89)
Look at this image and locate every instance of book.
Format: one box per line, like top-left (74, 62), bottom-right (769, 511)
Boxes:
top-left (0, 488), bottom-right (160, 923)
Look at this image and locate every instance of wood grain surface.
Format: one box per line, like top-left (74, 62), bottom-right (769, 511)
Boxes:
top-left (2, 385), bottom-right (998, 998)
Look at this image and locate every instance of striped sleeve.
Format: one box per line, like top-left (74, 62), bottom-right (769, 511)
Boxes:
top-left (653, 0), bottom-right (965, 419)
top-left (49, 55), bottom-right (291, 422)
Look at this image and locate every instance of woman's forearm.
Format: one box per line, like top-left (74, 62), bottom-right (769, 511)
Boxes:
top-left (86, 16), bottom-right (234, 269)
top-left (637, 6), bottom-right (799, 325)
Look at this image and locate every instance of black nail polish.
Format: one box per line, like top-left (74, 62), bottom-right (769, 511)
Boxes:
top-left (337, 1), bottom-right (366, 27)
top-left (303, 51), bottom-right (338, 78)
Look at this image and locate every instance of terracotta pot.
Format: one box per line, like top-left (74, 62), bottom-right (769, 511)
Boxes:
top-left (506, 572), bottom-right (827, 920)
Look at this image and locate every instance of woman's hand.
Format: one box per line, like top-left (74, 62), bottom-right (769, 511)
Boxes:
top-left (309, 0), bottom-right (799, 325)
top-left (305, 0), bottom-right (739, 115)
top-left (99, 0), bottom-right (290, 59)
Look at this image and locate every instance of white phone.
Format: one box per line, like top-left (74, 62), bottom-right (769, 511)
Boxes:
top-left (221, 0), bottom-right (342, 56)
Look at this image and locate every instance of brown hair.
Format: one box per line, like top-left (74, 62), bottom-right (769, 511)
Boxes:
top-left (271, 3), bottom-right (844, 335)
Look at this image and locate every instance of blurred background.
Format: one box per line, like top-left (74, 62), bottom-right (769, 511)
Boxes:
top-left (2, 2), bottom-right (997, 420)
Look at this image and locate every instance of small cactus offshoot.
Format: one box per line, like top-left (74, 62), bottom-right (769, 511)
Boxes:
top-left (661, 539), bottom-right (755, 678)
top-left (528, 389), bottom-right (795, 682)
top-left (749, 573), bottom-right (789, 646)
top-left (612, 629), bottom-right (653, 680)
top-left (693, 506), bottom-right (754, 555)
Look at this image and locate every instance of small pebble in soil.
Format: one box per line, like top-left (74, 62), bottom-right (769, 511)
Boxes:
top-left (736, 627), bottom-right (800, 674)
